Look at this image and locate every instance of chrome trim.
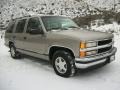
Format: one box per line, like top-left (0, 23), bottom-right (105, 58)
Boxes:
top-left (85, 48), bottom-right (112, 58)
top-left (80, 42), bottom-right (113, 51)
top-left (75, 59), bottom-right (106, 69)
top-left (75, 47), bottom-right (117, 69)
top-left (75, 47), bottom-right (117, 62)
top-left (85, 38), bottom-right (113, 49)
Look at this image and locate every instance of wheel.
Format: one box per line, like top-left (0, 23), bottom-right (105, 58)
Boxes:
top-left (52, 50), bottom-right (76, 77)
top-left (10, 44), bottom-right (21, 59)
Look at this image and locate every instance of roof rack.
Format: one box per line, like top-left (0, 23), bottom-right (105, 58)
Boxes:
top-left (12, 15), bottom-right (31, 20)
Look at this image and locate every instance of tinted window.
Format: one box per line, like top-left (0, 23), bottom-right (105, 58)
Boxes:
top-left (15, 19), bottom-right (26, 33)
top-left (6, 21), bottom-right (15, 33)
top-left (26, 17), bottom-right (42, 33)
top-left (41, 16), bottom-right (79, 31)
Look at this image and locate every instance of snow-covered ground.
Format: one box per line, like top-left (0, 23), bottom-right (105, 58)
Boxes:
top-left (0, 32), bottom-right (120, 90)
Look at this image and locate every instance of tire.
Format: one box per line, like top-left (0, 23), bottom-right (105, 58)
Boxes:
top-left (52, 50), bottom-right (76, 77)
top-left (10, 44), bottom-right (21, 59)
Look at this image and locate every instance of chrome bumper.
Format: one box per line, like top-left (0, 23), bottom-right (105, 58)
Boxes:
top-left (75, 47), bottom-right (117, 69)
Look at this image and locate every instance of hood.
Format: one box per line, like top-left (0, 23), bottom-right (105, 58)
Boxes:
top-left (50, 29), bottom-right (113, 41)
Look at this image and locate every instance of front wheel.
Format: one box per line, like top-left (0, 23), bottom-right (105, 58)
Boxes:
top-left (52, 50), bottom-right (76, 77)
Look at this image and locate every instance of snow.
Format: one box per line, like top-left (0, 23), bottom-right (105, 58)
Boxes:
top-left (91, 22), bottom-right (120, 34)
top-left (1, 0), bottom-right (120, 89)
top-left (0, 0), bottom-right (101, 24)
top-left (0, 31), bottom-right (120, 90)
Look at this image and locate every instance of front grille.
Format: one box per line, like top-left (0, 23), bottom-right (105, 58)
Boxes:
top-left (98, 39), bottom-right (112, 46)
top-left (98, 46), bottom-right (112, 53)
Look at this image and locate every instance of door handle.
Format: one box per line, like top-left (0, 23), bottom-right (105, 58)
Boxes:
top-left (24, 37), bottom-right (27, 40)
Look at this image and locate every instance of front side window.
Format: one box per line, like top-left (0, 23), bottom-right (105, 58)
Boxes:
top-left (41, 16), bottom-right (79, 31)
top-left (15, 19), bottom-right (26, 33)
top-left (26, 17), bottom-right (43, 33)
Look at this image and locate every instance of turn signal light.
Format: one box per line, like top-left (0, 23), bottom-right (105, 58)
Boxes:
top-left (80, 42), bottom-right (86, 49)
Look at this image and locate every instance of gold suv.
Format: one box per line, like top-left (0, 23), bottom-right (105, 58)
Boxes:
top-left (5, 15), bottom-right (117, 77)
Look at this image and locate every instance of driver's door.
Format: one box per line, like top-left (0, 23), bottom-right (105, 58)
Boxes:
top-left (23, 17), bottom-right (46, 54)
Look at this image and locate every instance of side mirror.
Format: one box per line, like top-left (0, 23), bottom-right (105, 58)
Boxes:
top-left (29, 28), bottom-right (44, 34)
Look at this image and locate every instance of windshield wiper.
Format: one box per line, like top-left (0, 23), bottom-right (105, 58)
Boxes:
top-left (50, 27), bottom-right (61, 30)
top-left (49, 26), bottom-right (79, 32)
top-left (48, 27), bottom-right (62, 32)
top-left (67, 26), bottom-right (79, 29)
top-left (50, 27), bottom-right (68, 31)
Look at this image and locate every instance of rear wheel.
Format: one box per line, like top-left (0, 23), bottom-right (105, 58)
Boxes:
top-left (10, 44), bottom-right (21, 59)
top-left (52, 50), bottom-right (76, 77)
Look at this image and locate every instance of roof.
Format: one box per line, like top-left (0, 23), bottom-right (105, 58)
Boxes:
top-left (12, 15), bottom-right (68, 20)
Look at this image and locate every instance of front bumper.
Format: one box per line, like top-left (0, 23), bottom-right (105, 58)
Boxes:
top-left (75, 47), bottom-right (117, 69)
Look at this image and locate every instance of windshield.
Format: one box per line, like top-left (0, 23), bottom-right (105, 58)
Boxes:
top-left (41, 16), bottom-right (79, 31)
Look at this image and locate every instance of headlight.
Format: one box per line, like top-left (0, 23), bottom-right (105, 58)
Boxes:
top-left (80, 50), bottom-right (97, 57)
top-left (86, 50), bottom-right (97, 56)
top-left (80, 41), bottom-right (97, 57)
top-left (86, 42), bottom-right (97, 48)
top-left (80, 41), bottom-right (97, 49)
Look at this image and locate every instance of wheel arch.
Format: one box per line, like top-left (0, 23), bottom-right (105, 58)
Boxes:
top-left (48, 45), bottom-right (75, 63)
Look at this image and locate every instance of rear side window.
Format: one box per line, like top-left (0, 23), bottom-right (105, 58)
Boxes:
top-left (15, 19), bottom-right (26, 33)
top-left (6, 21), bottom-right (15, 33)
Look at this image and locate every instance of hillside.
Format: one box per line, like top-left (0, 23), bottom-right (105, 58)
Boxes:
top-left (0, 0), bottom-right (120, 24)
top-left (0, 0), bottom-right (107, 23)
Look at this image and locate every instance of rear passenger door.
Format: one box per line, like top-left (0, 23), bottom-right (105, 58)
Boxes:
top-left (14, 19), bottom-right (27, 49)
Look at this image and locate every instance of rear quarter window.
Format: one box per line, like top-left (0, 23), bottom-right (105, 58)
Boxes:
top-left (15, 19), bottom-right (26, 33)
top-left (6, 21), bottom-right (15, 33)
